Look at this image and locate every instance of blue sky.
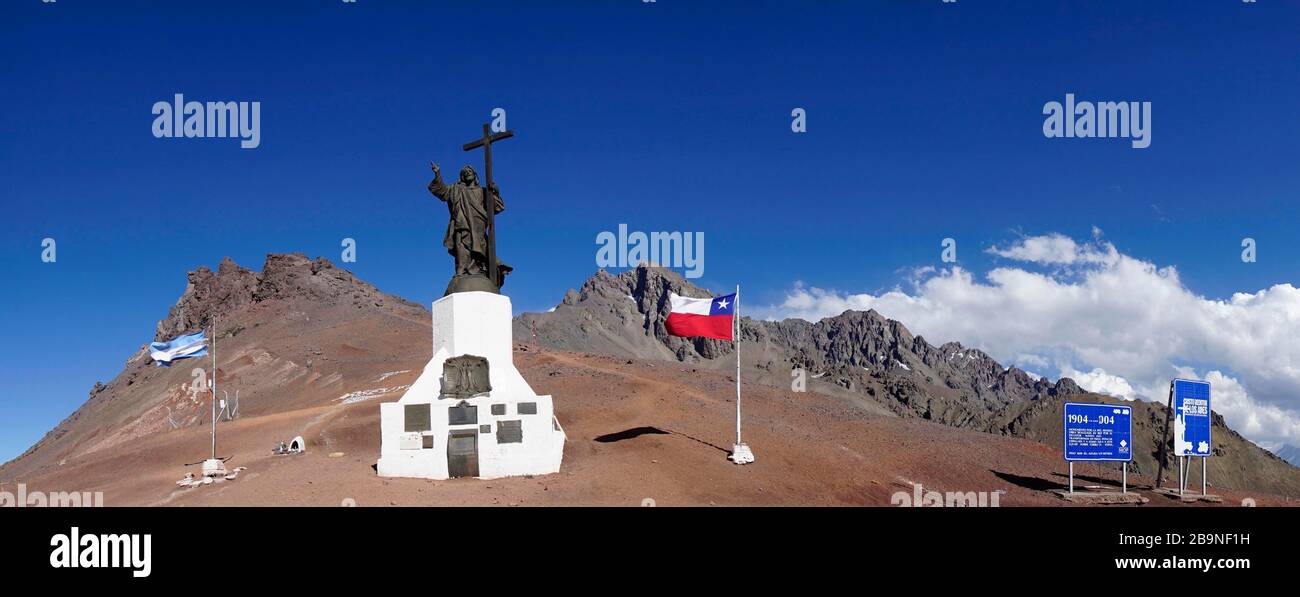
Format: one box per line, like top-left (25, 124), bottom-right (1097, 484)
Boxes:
top-left (3, 1), bottom-right (1299, 461)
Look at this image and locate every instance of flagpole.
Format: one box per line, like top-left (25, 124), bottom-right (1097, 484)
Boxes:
top-left (199, 316), bottom-right (227, 478)
top-left (211, 315), bottom-right (217, 462)
top-left (735, 284), bottom-right (741, 446)
top-left (728, 285), bottom-right (753, 464)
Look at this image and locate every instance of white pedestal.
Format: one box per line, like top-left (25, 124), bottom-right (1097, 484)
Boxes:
top-left (377, 292), bottom-right (565, 480)
top-left (729, 443), bottom-right (754, 465)
top-left (201, 458), bottom-right (228, 478)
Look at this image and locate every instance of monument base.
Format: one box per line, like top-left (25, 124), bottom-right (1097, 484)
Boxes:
top-left (377, 291), bottom-right (564, 480)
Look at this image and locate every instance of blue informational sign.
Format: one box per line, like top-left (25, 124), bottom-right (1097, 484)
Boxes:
top-left (1063, 402), bottom-right (1133, 462)
top-left (1173, 379), bottom-right (1212, 457)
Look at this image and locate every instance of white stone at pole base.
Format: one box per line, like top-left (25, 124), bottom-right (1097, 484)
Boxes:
top-left (377, 291), bottom-right (565, 480)
top-left (729, 443), bottom-right (754, 465)
top-left (201, 458), bottom-right (227, 478)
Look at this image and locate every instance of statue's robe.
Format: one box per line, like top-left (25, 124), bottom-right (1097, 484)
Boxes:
top-left (428, 174), bottom-right (504, 261)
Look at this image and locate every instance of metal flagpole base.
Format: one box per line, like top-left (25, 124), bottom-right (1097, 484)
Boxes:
top-left (729, 443), bottom-right (755, 465)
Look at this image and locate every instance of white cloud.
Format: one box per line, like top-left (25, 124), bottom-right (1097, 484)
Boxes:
top-left (758, 232), bottom-right (1300, 448)
top-left (1062, 367), bottom-right (1136, 400)
top-left (986, 230), bottom-right (1117, 265)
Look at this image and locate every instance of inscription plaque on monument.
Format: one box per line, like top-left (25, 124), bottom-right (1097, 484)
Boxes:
top-left (449, 401), bottom-right (478, 426)
top-left (405, 404), bottom-right (431, 432)
top-left (497, 420), bottom-right (523, 444)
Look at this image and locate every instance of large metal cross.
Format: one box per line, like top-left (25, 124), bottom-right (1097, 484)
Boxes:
top-left (463, 123), bottom-right (514, 288)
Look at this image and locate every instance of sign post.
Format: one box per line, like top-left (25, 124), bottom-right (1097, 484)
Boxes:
top-left (1063, 402), bottom-right (1133, 494)
top-left (1154, 384), bottom-right (1174, 489)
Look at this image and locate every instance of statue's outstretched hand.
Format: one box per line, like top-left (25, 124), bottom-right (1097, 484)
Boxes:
top-left (429, 161), bottom-right (440, 176)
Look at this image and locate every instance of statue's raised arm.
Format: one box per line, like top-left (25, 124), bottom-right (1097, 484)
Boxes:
top-left (428, 161), bottom-right (449, 201)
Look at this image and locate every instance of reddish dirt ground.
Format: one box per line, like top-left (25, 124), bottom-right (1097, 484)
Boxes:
top-left (5, 346), bottom-right (1293, 507)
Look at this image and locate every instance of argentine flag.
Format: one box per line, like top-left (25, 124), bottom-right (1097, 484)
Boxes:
top-left (150, 331), bottom-right (208, 366)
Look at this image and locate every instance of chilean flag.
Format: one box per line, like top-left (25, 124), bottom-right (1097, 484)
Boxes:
top-left (666, 292), bottom-right (735, 341)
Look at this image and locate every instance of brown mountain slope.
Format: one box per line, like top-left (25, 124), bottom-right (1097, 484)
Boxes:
top-left (0, 253), bottom-right (432, 482)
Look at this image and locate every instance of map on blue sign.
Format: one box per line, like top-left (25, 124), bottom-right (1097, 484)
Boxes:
top-left (1173, 379), bottom-right (1212, 457)
top-left (1063, 402), bottom-right (1132, 462)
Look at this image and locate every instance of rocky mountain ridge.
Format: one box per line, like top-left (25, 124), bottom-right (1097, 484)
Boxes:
top-left (514, 265), bottom-right (1083, 429)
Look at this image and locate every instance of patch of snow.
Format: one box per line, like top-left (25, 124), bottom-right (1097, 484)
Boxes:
top-left (374, 370), bottom-right (411, 383)
top-left (335, 385), bottom-right (410, 405)
top-left (895, 360), bottom-right (911, 371)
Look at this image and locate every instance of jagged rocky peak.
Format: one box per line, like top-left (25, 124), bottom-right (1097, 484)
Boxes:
top-left (154, 252), bottom-right (398, 342)
top-left (1052, 377), bottom-right (1083, 395)
top-left (252, 252), bottom-right (384, 303)
top-left (570, 264), bottom-right (712, 306)
top-left (154, 256), bottom-right (258, 341)
top-left (760, 308), bottom-right (917, 372)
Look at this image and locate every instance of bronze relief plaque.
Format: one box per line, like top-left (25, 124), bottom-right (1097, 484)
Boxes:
top-left (441, 354), bottom-right (491, 399)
